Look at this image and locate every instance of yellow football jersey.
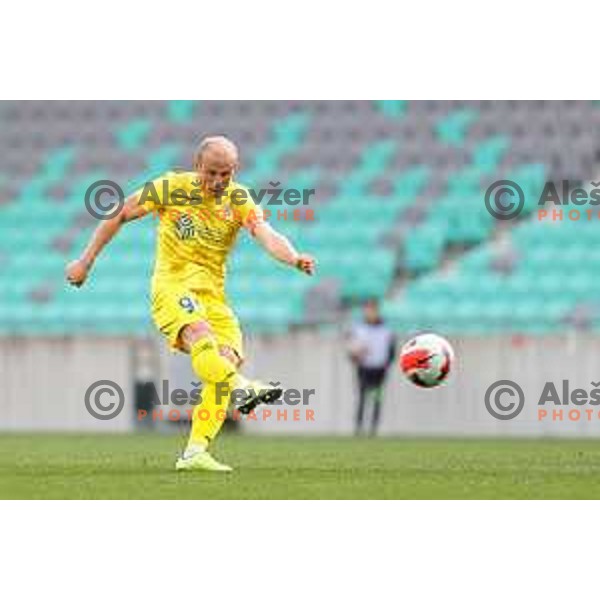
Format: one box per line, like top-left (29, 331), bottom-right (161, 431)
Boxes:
top-left (136, 170), bottom-right (263, 298)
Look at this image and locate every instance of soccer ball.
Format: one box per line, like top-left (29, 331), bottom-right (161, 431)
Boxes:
top-left (399, 333), bottom-right (454, 388)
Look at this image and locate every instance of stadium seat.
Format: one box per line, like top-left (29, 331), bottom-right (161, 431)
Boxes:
top-left (115, 119), bottom-right (152, 151)
top-left (374, 100), bottom-right (408, 118)
top-left (435, 108), bottom-right (479, 145)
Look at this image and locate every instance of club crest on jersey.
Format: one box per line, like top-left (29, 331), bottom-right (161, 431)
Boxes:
top-left (174, 214), bottom-right (196, 240)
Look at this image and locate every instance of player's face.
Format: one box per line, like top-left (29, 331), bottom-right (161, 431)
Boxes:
top-left (197, 150), bottom-right (237, 197)
top-left (364, 302), bottom-right (380, 323)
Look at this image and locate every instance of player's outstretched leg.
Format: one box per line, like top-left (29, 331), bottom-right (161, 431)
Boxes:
top-left (176, 322), bottom-right (240, 472)
top-left (175, 321), bottom-right (284, 471)
top-left (176, 382), bottom-right (234, 472)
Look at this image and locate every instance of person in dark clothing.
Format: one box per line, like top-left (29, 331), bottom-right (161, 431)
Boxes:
top-left (347, 299), bottom-right (396, 436)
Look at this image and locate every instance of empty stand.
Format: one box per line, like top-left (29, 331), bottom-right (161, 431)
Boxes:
top-left (1, 101), bottom-right (600, 336)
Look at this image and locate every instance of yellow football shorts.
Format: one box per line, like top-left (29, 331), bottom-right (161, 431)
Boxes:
top-left (150, 283), bottom-right (243, 358)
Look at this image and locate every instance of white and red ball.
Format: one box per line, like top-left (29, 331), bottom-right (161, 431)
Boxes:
top-left (399, 333), bottom-right (454, 388)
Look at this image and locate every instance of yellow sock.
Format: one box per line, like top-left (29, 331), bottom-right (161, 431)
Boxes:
top-left (188, 382), bottom-right (231, 449)
top-left (187, 337), bottom-right (238, 450)
top-left (190, 337), bottom-right (237, 384)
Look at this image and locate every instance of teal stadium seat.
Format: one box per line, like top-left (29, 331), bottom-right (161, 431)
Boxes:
top-left (374, 100), bottom-right (408, 118)
top-left (115, 119), bottom-right (152, 152)
top-left (435, 108), bottom-right (479, 145)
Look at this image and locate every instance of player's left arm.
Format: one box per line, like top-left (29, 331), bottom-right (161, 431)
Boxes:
top-left (252, 222), bottom-right (316, 275)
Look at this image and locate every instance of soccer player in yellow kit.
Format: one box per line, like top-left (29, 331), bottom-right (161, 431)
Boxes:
top-left (65, 136), bottom-right (316, 472)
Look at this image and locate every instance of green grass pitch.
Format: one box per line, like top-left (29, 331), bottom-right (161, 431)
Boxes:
top-left (2, 434), bottom-right (600, 499)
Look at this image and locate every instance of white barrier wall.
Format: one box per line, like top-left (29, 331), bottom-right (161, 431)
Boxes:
top-left (0, 337), bottom-right (135, 431)
top-left (2, 331), bottom-right (600, 436)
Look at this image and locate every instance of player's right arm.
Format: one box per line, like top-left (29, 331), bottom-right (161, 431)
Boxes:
top-left (66, 171), bottom-right (175, 286)
top-left (65, 193), bottom-right (151, 287)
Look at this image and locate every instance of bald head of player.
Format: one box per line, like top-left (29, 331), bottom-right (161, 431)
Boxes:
top-left (194, 136), bottom-right (239, 199)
